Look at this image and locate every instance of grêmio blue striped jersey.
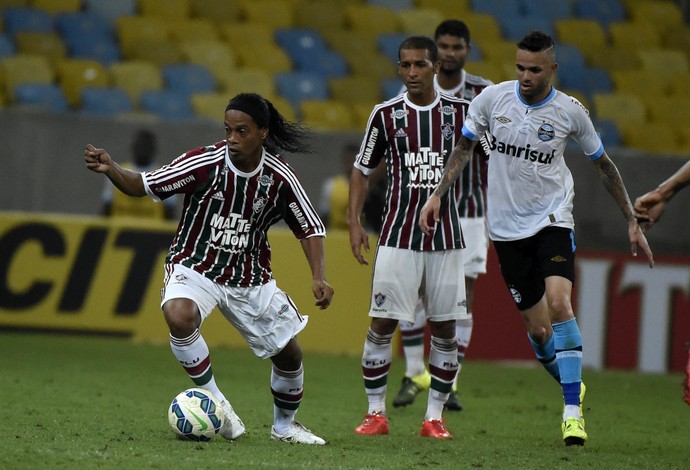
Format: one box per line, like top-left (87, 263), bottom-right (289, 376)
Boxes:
top-left (142, 141), bottom-right (325, 287)
top-left (355, 91), bottom-right (470, 251)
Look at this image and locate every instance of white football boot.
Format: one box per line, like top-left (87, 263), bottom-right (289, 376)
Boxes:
top-left (219, 400), bottom-right (246, 440)
top-left (270, 421), bottom-right (326, 445)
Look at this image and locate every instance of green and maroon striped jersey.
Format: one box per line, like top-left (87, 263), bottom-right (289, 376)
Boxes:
top-left (355, 92), bottom-right (469, 251)
top-left (143, 141), bottom-right (325, 287)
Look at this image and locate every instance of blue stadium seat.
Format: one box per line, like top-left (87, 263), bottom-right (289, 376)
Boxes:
top-left (573, 0), bottom-right (626, 26)
top-left (14, 83), bottom-right (69, 112)
top-left (555, 43), bottom-right (586, 76)
top-left (275, 71), bottom-right (329, 108)
top-left (498, 16), bottom-right (555, 42)
top-left (558, 67), bottom-right (613, 99)
top-left (55, 11), bottom-right (112, 45)
top-left (471, 0), bottom-right (523, 18)
top-left (80, 87), bottom-right (134, 117)
top-left (592, 118), bottom-right (622, 148)
top-left (275, 28), bottom-right (329, 67)
top-left (66, 35), bottom-right (121, 65)
top-left (378, 32), bottom-right (407, 63)
top-left (2, 7), bottom-right (53, 37)
top-left (0, 34), bottom-right (15, 59)
top-left (82, 0), bottom-right (137, 31)
top-left (140, 90), bottom-right (194, 121)
top-left (367, 0), bottom-right (414, 11)
top-left (520, 0), bottom-right (572, 21)
top-left (161, 64), bottom-right (217, 95)
top-left (382, 78), bottom-right (403, 100)
top-left (301, 50), bottom-right (349, 78)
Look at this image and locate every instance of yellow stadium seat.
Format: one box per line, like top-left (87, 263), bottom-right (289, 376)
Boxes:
top-left (611, 70), bottom-right (669, 97)
top-left (646, 96), bottom-right (690, 128)
top-left (661, 24), bottom-right (690, 54)
top-left (116, 16), bottom-right (169, 59)
top-left (168, 18), bottom-right (219, 43)
top-left (30, 0), bottom-right (80, 13)
top-left (587, 46), bottom-right (641, 72)
top-left (0, 54), bottom-right (54, 102)
top-left (667, 71), bottom-right (690, 97)
top-left (265, 94), bottom-right (297, 123)
top-left (416, 0), bottom-right (470, 18)
top-left (461, 13), bottom-right (502, 46)
top-left (239, 0), bottom-right (295, 28)
top-left (189, 0), bottom-right (242, 25)
top-left (637, 49), bottom-right (689, 81)
top-left (129, 39), bottom-right (184, 67)
top-left (294, 0), bottom-right (347, 34)
top-left (300, 99), bottom-right (355, 131)
top-left (221, 22), bottom-right (275, 49)
top-left (330, 75), bottom-right (381, 106)
top-left (465, 61), bottom-right (505, 83)
top-left (179, 40), bottom-right (237, 83)
top-left (191, 92), bottom-right (229, 121)
top-left (478, 39), bottom-right (517, 65)
top-left (609, 22), bottom-right (662, 51)
top-left (217, 67), bottom-right (275, 98)
top-left (234, 43), bottom-right (292, 75)
top-left (345, 4), bottom-right (400, 34)
top-left (593, 93), bottom-right (647, 128)
top-left (109, 60), bottom-right (163, 104)
top-left (397, 8), bottom-right (444, 36)
top-left (15, 32), bottom-right (66, 67)
top-left (619, 121), bottom-right (683, 155)
top-left (626, 0), bottom-right (683, 28)
top-left (351, 102), bottom-right (375, 130)
top-left (555, 19), bottom-right (607, 56)
top-left (56, 58), bottom-right (109, 107)
top-left (139, 0), bottom-right (191, 19)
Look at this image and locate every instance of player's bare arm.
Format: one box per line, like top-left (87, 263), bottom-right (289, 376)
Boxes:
top-left (299, 236), bottom-right (334, 310)
top-left (419, 136), bottom-right (476, 234)
top-left (635, 160), bottom-right (690, 230)
top-left (84, 144), bottom-right (146, 197)
top-left (348, 167), bottom-right (371, 265)
top-left (593, 153), bottom-right (654, 268)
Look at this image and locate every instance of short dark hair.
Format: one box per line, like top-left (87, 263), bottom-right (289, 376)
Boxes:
top-left (517, 30), bottom-right (554, 53)
top-left (434, 19), bottom-right (470, 45)
top-left (398, 35), bottom-right (438, 62)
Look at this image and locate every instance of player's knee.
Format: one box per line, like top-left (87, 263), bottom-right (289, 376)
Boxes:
top-left (163, 299), bottom-right (200, 337)
top-left (548, 296), bottom-right (574, 320)
top-left (272, 339), bottom-right (302, 370)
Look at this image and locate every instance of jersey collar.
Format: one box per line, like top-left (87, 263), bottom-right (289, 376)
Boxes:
top-left (514, 81), bottom-right (556, 109)
top-left (403, 89), bottom-right (440, 110)
top-left (225, 145), bottom-right (266, 177)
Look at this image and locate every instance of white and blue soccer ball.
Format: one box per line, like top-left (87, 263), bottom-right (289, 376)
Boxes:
top-left (168, 388), bottom-right (224, 441)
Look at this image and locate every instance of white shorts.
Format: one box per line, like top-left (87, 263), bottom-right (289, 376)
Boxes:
top-left (460, 216), bottom-right (488, 279)
top-left (161, 264), bottom-right (308, 359)
top-left (369, 246), bottom-right (467, 323)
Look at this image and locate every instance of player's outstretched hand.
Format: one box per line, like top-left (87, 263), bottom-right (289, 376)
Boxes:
top-left (84, 144), bottom-right (112, 174)
top-left (312, 279), bottom-right (334, 310)
top-left (419, 194), bottom-right (441, 235)
top-left (634, 190), bottom-right (667, 232)
top-left (349, 223), bottom-right (370, 265)
top-left (629, 220), bottom-right (654, 268)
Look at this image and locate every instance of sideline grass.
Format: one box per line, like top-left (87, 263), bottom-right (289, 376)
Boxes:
top-left (1, 332), bottom-right (688, 469)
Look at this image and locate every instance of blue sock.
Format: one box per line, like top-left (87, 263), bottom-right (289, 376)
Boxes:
top-left (528, 332), bottom-right (560, 382)
top-left (553, 318), bottom-right (583, 406)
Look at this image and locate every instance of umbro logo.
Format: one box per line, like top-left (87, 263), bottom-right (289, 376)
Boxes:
top-left (496, 116), bottom-right (511, 123)
top-left (550, 255), bottom-right (567, 262)
top-left (211, 191), bottom-right (224, 201)
top-left (394, 128), bottom-right (407, 138)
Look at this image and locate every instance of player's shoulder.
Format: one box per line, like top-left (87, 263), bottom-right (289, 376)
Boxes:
top-left (439, 90), bottom-right (470, 105)
top-left (553, 89), bottom-right (591, 117)
top-left (171, 141), bottom-right (225, 165)
top-left (464, 71), bottom-right (494, 88)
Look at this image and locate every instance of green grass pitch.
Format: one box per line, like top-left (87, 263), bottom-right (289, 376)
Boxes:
top-left (1, 332), bottom-right (688, 469)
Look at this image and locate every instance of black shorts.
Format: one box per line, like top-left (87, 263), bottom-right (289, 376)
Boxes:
top-left (493, 227), bottom-right (576, 311)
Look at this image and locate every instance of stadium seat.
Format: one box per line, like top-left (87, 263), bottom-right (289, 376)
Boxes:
top-left (2, 7), bottom-right (52, 37)
top-left (161, 63), bottom-right (217, 95)
top-left (116, 16), bottom-right (169, 59)
top-left (619, 121), bottom-right (683, 154)
top-left (294, 0), bottom-right (347, 34)
top-left (416, 0), bottom-right (471, 18)
top-left (191, 92), bottom-right (229, 121)
top-left (14, 83), bottom-right (69, 112)
top-left (31, 0), bottom-right (81, 14)
top-left (329, 75), bottom-right (381, 106)
top-left (573, 0), bottom-right (625, 26)
top-left (554, 19), bottom-right (607, 59)
top-left (461, 13), bottom-right (503, 46)
top-left (265, 93), bottom-right (297, 122)
top-left (477, 39), bottom-right (517, 65)
top-left (109, 60), bottom-right (163, 104)
top-left (587, 46), bottom-right (641, 72)
top-left (637, 49), bottom-right (689, 81)
top-left (79, 86), bottom-right (134, 117)
top-left (498, 16), bottom-right (555, 42)
top-left (367, 0), bottom-right (413, 11)
top-left (83, 0), bottom-right (137, 29)
top-left (57, 58), bottom-right (109, 107)
top-left (129, 39), bottom-right (184, 67)
top-left (66, 35), bottom-right (121, 65)
top-left (520, 0), bottom-right (572, 21)
top-left (139, 89), bottom-right (194, 121)
top-left (465, 61), bottom-right (505, 83)
top-left (558, 67), bottom-right (613, 99)
top-left (240, 0), bottom-right (295, 29)
top-left (610, 70), bottom-right (669, 97)
top-left (397, 8), bottom-right (444, 36)
top-left (55, 11), bottom-right (112, 45)
top-left (345, 4), bottom-right (400, 35)
top-left (168, 18), bottom-right (219, 43)
top-left (138, 0), bottom-right (191, 19)
top-left (275, 71), bottom-right (329, 109)
top-left (217, 68), bottom-right (275, 98)
top-left (179, 40), bottom-right (237, 84)
top-left (222, 22), bottom-right (276, 50)
top-left (471, 0), bottom-right (522, 18)
top-left (274, 27), bottom-right (329, 69)
top-left (554, 44), bottom-right (587, 77)
top-left (378, 33), bottom-right (407, 63)
top-left (0, 34), bottom-right (15, 59)
top-left (0, 54), bottom-right (54, 102)
top-left (592, 118), bottom-right (622, 148)
top-left (646, 96), bottom-right (690, 128)
top-left (592, 93), bottom-right (647, 128)
top-left (190, 1), bottom-right (242, 26)
top-left (298, 50), bottom-right (349, 78)
top-left (15, 32), bottom-right (67, 66)
top-left (382, 78), bottom-right (403, 100)
top-left (234, 43), bottom-right (292, 76)
top-left (668, 71), bottom-right (690, 97)
top-left (626, 0), bottom-right (683, 28)
top-left (609, 22), bottom-right (662, 51)
top-left (300, 99), bottom-right (354, 131)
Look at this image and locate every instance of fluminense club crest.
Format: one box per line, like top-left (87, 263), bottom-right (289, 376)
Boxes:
top-left (374, 292), bottom-right (386, 307)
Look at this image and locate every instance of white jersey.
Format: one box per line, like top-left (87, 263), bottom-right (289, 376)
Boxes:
top-left (462, 81), bottom-right (604, 241)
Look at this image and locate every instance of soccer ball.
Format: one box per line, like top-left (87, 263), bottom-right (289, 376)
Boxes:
top-left (168, 388), bottom-right (224, 441)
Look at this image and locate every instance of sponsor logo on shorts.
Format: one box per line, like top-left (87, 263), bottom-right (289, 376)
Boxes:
top-left (277, 304), bottom-right (289, 316)
top-left (509, 287), bottom-right (522, 304)
top-left (457, 299), bottom-right (467, 308)
top-left (172, 274), bottom-right (187, 284)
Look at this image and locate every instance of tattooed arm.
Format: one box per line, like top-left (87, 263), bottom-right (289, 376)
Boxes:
top-left (419, 135), bottom-right (476, 234)
top-left (593, 152), bottom-right (654, 268)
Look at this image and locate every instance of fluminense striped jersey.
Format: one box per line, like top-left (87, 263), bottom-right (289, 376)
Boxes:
top-left (142, 141), bottom-right (325, 287)
top-left (434, 71), bottom-right (493, 218)
top-left (355, 91), bottom-right (470, 251)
